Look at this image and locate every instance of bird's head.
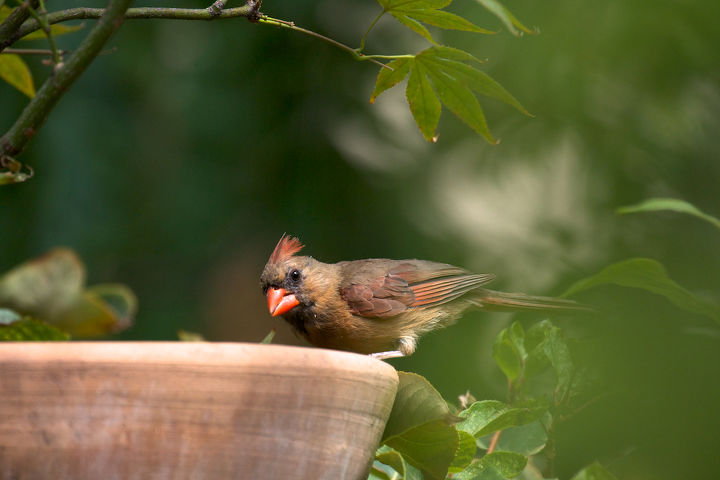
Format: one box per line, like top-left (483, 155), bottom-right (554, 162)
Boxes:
top-left (260, 234), bottom-right (322, 317)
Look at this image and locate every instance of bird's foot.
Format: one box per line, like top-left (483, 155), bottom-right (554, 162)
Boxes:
top-left (369, 350), bottom-right (405, 360)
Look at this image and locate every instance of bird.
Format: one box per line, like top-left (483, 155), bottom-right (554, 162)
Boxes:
top-left (260, 234), bottom-right (587, 359)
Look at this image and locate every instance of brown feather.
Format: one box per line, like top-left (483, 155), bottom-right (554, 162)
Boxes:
top-left (268, 234), bottom-right (304, 264)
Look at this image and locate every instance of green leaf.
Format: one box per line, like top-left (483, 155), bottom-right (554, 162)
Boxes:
top-left (482, 451), bottom-right (528, 478)
top-left (543, 325), bottom-right (574, 401)
top-left (563, 258), bottom-right (720, 323)
top-left (457, 400), bottom-right (547, 438)
top-left (0, 54), bottom-right (35, 98)
top-left (474, 0), bottom-right (538, 36)
top-left (449, 430), bottom-right (477, 473)
top-left (454, 451), bottom-right (528, 479)
top-left (384, 419), bottom-right (458, 480)
top-left (379, 0), bottom-right (494, 43)
top-left (493, 324), bottom-right (523, 381)
top-left (375, 446), bottom-right (424, 480)
top-left (419, 47), bottom-right (531, 116)
top-left (0, 317), bottom-right (70, 340)
top-left (617, 197), bottom-right (720, 231)
top-left (477, 419), bottom-right (548, 456)
top-left (178, 329), bottom-right (206, 341)
top-left (261, 328), bottom-right (276, 344)
top-left (420, 56), bottom-right (495, 143)
top-left (406, 61), bottom-right (441, 142)
top-left (20, 22), bottom-right (84, 41)
top-left (382, 372), bottom-right (456, 480)
top-left (371, 57), bottom-right (412, 103)
top-left (570, 461), bottom-right (618, 480)
top-left (382, 372), bottom-right (451, 441)
top-left (0, 249), bottom-right (137, 336)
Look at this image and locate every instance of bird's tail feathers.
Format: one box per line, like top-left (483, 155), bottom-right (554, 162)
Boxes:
top-left (476, 289), bottom-right (590, 313)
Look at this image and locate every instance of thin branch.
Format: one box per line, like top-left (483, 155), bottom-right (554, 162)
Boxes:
top-left (0, 0), bottom-right (38, 51)
top-left (486, 430), bottom-right (502, 455)
top-left (0, 0), bottom-right (134, 157)
top-left (259, 15), bottom-right (392, 70)
top-left (15, 6), bottom-right (255, 39)
top-left (358, 9), bottom-right (385, 52)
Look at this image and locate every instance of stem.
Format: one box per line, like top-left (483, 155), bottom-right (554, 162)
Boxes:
top-left (15, 5), bottom-right (256, 39)
top-left (486, 430), bottom-right (502, 455)
top-left (2, 47), bottom-right (69, 55)
top-left (0, 0), bottom-right (38, 51)
top-left (259, 15), bottom-right (392, 70)
top-left (358, 9), bottom-right (385, 52)
top-left (22, 0), bottom-right (61, 64)
top-left (0, 0), bottom-right (133, 157)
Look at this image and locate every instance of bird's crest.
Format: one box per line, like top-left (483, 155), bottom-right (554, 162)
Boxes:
top-left (268, 234), bottom-right (304, 264)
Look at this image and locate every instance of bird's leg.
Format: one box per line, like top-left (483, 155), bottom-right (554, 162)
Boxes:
top-left (368, 336), bottom-right (416, 360)
top-left (369, 350), bottom-right (405, 360)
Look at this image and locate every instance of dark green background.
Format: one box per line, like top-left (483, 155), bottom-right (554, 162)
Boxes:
top-left (2, 0), bottom-right (719, 477)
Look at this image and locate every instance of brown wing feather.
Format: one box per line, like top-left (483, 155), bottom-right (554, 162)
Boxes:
top-left (340, 260), bottom-right (496, 318)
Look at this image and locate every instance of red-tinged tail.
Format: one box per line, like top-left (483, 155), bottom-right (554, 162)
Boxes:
top-left (477, 289), bottom-right (591, 313)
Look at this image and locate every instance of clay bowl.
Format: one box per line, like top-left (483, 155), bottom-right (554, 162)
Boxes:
top-left (0, 342), bottom-right (398, 479)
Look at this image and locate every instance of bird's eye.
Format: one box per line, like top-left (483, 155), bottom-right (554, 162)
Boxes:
top-left (289, 269), bottom-right (301, 282)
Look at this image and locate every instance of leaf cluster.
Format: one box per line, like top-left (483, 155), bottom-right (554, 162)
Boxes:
top-left (0, 248), bottom-right (137, 339)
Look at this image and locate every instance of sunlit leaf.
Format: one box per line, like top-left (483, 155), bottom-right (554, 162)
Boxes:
top-left (457, 400), bottom-right (546, 438)
top-left (371, 57), bottom-right (412, 103)
top-left (178, 329), bottom-right (206, 341)
top-left (570, 461), bottom-right (618, 480)
top-left (378, 0), bottom-right (493, 43)
top-left (421, 58), bottom-right (495, 143)
top-left (474, 0), bottom-right (538, 36)
top-left (617, 197), bottom-right (720, 230)
top-left (0, 54), bottom-right (35, 98)
top-left (563, 258), bottom-right (720, 323)
top-left (418, 47), bottom-right (531, 115)
top-left (406, 61), bottom-right (441, 142)
top-left (0, 249), bottom-right (137, 336)
top-left (0, 317), bottom-right (70, 340)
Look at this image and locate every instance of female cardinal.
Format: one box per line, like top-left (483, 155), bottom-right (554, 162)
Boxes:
top-left (260, 234), bottom-right (586, 359)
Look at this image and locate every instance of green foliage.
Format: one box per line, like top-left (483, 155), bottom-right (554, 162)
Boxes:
top-left (474, 0), bottom-right (539, 36)
top-left (377, 0), bottom-right (494, 44)
top-left (372, 46), bottom-right (530, 143)
top-left (0, 309), bottom-right (70, 340)
top-left (373, 320), bottom-right (610, 479)
top-left (563, 258), bottom-right (720, 324)
top-left (617, 197), bottom-right (720, 231)
top-left (0, 249), bottom-right (137, 337)
top-left (569, 462), bottom-right (618, 480)
top-left (0, 53), bottom-right (34, 98)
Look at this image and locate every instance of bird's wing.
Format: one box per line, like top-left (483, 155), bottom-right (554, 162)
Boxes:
top-left (340, 260), bottom-right (496, 318)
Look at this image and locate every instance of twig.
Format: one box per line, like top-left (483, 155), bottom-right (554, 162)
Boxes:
top-left (486, 430), bottom-right (502, 455)
top-left (259, 15), bottom-right (392, 70)
top-left (0, 0), bottom-right (38, 51)
top-left (0, 0), bottom-right (133, 157)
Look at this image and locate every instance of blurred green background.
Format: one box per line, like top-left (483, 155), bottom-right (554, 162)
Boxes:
top-left (2, 0), bottom-right (719, 477)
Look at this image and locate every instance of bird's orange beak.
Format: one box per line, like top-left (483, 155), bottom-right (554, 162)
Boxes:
top-left (267, 287), bottom-right (300, 316)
